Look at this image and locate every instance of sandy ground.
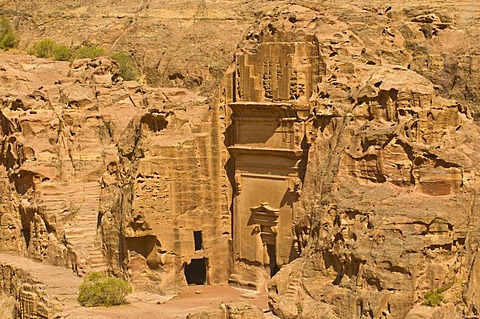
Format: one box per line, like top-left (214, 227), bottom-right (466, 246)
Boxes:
top-left (0, 253), bottom-right (274, 318)
top-left (64, 284), bottom-right (272, 319)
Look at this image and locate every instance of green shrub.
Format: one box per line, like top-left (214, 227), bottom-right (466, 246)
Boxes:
top-left (423, 289), bottom-right (444, 307)
top-left (29, 39), bottom-right (56, 58)
top-left (74, 45), bottom-right (105, 59)
top-left (110, 52), bottom-right (140, 80)
top-left (0, 18), bottom-right (16, 50)
top-left (29, 39), bottom-right (73, 61)
top-left (29, 40), bottom-right (107, 62)
top-left (53, 44), bottom-right (73, 61)
top-left (77, 272), bottom-right (132, 307)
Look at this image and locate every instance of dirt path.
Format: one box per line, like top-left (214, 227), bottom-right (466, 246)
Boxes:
top-left (64, 284), bottom-right (270, 319)
top-left (0, 253), bottom-right (272, 318)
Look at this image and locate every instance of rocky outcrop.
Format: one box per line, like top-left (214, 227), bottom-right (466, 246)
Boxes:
top-left (101, 84), bottom-right (230, 293)
top-left (1, 1), bottom-right (480, 318)
top-left (0, 0), bottom-right (282, 93)
top-left (0, 253), bottom-right (81, 319)
top-left (0, 52), bottom-right (230, 295)
top-left (2, 0), bottom-right (480, 122)
top-left (239, 4), bottom-right (480, 319)
top-left (0, 53), bottom-right (137, 275)
top-left (187, 302), bottom-right (266, 319)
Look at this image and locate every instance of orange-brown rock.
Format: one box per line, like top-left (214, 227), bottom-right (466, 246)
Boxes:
top-left (239, 4), bottom-right (480, 319)
top-left (0, 0), bottom-right (281, 93)
top-left (0, 53), bottom-right (230, 297)
top-left (2, 0), bottom-right (480, 121)
top-left (0, 1), bottom-right (480, 319)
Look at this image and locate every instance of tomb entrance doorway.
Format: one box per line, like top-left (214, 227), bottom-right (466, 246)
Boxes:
top-left (184, 258), bottom-right (207, 285)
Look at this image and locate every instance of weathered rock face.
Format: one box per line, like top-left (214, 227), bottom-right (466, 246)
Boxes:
top-left (3, 0), bottom-right (480, 122)
top-left (1, 1), bottom-right (480, 318)
top-left (233, 4), bottom-right (480, 319)
top-left (0, 53), bottom-right (230, 295)
top-left (0, 54), bottom-right (114, 274)
top-left (0, 0), bottom-right (283, 93)
top-left (0, 253), bottom-right (81, 319)
top-left (101, 88), bottom-right (230, 293)
top-left (187, 302), bottom-right (266, 319)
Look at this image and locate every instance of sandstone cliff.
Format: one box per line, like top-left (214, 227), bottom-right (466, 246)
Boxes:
top-left (2, 0), bottom-right (480, 121)
top-left (243, 4), bottom-right (480, 319)
top-left (0, 1), bottom-right (480, 319)
top-left (214, 2), bottom-right (480, 318)
top-left (0, 52), bottom-right (231, 297)
top-left (0, 0), bottom-right (279, 93)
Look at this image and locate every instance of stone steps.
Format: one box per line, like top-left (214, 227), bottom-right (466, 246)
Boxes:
top-left (282, 277), bottom-right (301, 302)
top-left (39, 181), bottom-right (107, 273)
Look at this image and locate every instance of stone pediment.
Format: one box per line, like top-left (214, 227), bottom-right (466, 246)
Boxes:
top-left (249, 203), bottom-right (279, 245)
top-left (251, 202), bottom-right (279, 213)
top-left (250, 202), bottom-right (279, 227)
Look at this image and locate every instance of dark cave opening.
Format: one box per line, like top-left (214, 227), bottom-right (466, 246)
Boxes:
top-left (267, 244), bottom-right (279, 277)
top-left (185, 258), bottom-right (207, 285)
top-left (140, 113), bottom-right (168, 133)
top-left (22, 228), bottom-right (31, 248)
top-left (19, 206), bottom-right (35, 248)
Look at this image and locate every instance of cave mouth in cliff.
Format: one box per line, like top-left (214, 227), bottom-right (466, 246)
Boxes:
top-left (267, 244), bottom-right (279, 277)
top-left (185, 258), bottom-right (207, 285)
top-left (140, 113), bottom-right (168, 133)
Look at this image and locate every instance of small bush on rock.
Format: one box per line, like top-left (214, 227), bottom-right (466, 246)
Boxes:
top-left (77, 272), bottom-right (132, 307)
top-left (53, 44), bottom-right (73, 61)
top-left (29, 39), bottom-right (56, 58)
top-left (29, 39), bottom-right (73, 61)
top-left (110, 52), bottom-right (140, 80)
top-left (423, 288), bottom-right (444, 307)
top-left (74, 45), bottom-right (105, 59)
top-left (0, 19), bottom-right (16, 50)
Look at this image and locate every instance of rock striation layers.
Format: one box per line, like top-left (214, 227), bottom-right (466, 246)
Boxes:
top-left (0, 53), bottom-right (230, 297)
top-left (0, 253), bottom-right (81, 319)
top-left (237, 4), bottom-right (480, 319)
top-left (213, 2), bottom-right (480, 318)
top-left (0, 0), bottom-right (279, 93)
top-left (1, 1), bottom-right (480, 319)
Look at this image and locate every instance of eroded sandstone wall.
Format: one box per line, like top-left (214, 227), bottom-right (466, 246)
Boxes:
top-left (232, 4), bottom-right (480, 319)
top-left (0, 0), bottom-right (281, 93)
top-left (2, 0), bottom-right (480, 122)
top-left (0, 53), bottom-right (230, 295)
top-left (166, 1), bottom-right (480, 316)
top-left (1, 1), bottom-right (480, 318)
top-left (102, 90), bottom-right (230, 292)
